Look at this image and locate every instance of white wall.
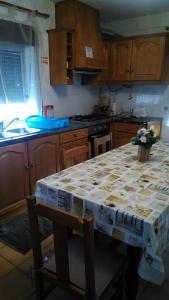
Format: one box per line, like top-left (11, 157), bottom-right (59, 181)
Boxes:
top-left (0, 0), bottom-right (99, 117)
top-left (102, 13), bottom-right (169, 141)
top-left (102, 11), bottom-right (169, 37)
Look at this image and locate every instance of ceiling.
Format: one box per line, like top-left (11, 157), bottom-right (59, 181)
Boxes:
top-left (54, 0), bottom-right (169, 22)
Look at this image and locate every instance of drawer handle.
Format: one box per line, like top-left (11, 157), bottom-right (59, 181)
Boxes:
top-left (74, 134), bottom-right (77, 138)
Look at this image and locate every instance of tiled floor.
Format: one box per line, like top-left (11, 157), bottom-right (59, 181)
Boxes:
top-left (0, 236), bottom-right (169, 300)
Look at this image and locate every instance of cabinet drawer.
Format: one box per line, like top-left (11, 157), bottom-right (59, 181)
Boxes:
top-left (113, 122), bottom-right (143, 133)
top-left (60, 128), bottom-right (88, 144)
top-left (60, 138), bottom-right (88, 150)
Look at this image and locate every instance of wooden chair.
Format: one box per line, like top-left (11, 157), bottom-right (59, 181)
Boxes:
top-left (93, 133), bottom-right (112, 156)
top-left (27, 196), bottom-right (126, 300)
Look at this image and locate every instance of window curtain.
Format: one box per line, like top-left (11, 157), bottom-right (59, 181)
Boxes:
top-left (0, 10), bottom-right (42, 121)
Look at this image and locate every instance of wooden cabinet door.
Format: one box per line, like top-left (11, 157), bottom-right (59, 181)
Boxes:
top-left (111, 122), bottom-right (142, 148)
top-left (114, 132), bottom-right (134, 148)
top-left (95, 42), bottom-right (111, 83)
top-left (0, 143), bottom-right (29, 209)
top-left (28, 135), bottom-right (59, 193)
top-left (61, 141), bottom-right (89, 169)
top-left (48, 30), bottom-right (67, 85)
top-left (111, 40), bottom-right (132, 81)
top-left (131, 36), bottom-right (165, 80)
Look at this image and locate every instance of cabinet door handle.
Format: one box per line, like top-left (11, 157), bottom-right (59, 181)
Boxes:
top-left (130, 69), bottom-right (134, 73)
top-left (25, 164), bottom-right (35, 170)
top-left (25, 165), bottom-right (30, 170)
top-left (125, 69), bottom-right (130, 73)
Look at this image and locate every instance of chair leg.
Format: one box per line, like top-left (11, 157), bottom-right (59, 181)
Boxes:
top-left (35, 271), bottom-right (44, 300)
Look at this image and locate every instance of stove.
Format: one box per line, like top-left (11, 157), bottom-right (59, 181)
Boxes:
top-left (70, 114), bottom-right (110, 136)
top-left (70, 114), bottom-right (108, 123)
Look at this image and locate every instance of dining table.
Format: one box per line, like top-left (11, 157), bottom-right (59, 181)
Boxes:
top-left (35, 141), bottom-right (169, 300)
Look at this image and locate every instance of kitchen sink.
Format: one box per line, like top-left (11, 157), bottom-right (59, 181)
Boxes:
top-left (0, 127), bottom-right (40, 139)
top-left (6, 127), bottom-right (40, 135)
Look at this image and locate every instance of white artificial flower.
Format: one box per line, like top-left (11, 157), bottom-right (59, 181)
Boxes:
top-left (140, 136), bottom-right (147, 143)
top-left (138, 128), bottom-right (147, 135)
top-left (150, 125), bottom-right (155, 132)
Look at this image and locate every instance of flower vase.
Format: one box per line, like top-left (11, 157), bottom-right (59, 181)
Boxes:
top-left (138, 146), bottom-right (150, 162)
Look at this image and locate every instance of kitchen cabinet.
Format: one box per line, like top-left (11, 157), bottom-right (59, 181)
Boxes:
top-left (111, 122), bottom-right (145, 148)
top-left (0, 135), bottom-right (59, 214)
top-left (47, 30), bottom-right (73, 85)
top-left (111, 40), bottom-right (132, 81)
top-left (55, 0), bottom-right (105, 70)
top-left (0, 143), bottom-right (29, 210)
top-left (111, 34), bottom-right (169, 82)
top-left (28, 135), bottom-right (59, 194)
top-left (61, 141), bottom-right (89, 169)
top-left (111, 120), bottom-right (162, 148)
top-left (60, 128), bottom-right (89, 169)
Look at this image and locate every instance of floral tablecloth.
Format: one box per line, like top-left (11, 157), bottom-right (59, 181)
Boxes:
top-left (35, 141), bottom-right (169, 285)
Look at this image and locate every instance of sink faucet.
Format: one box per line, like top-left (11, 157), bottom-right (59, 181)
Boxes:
top-left (0, 118), bottom-right (19, 132)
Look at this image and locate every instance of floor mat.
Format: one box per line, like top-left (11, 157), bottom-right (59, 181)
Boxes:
top-left (0, 213), bottom-right (52, 254)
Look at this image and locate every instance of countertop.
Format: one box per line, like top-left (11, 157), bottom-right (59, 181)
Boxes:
top-left (0, 116), bottom-right (162, 147)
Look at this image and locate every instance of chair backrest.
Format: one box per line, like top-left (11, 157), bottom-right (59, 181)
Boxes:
top-left (93, 132), bottom-right (112, 156)
top-left (27, 196), bottom-right (95, 299)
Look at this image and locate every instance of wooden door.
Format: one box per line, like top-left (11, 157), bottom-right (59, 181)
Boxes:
top-left (114, 132), bottom-right (134, 148)
top-left (28, 135), bottom-right (59, 194)
top-left (95, 42), bottom-right (111, 83)
top-left (61, 141), bottom-right (89, 169)
top-left (0, 143), bottom-right (29, 209)
top-left (130, 36), bottom-right (165, 80)
top-left (111, 40), bottom-right (132, 81)
top-left (48, 30), bottom-right (73, 85)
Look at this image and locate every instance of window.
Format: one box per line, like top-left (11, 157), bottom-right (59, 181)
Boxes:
top-left (0, 21), bottom-right (41, 121)
top-left (0, 45), bottom-right (24, 104)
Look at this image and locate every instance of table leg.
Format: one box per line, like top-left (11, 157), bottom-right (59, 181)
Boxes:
top-left (125, 245), bottom-right (141, 300)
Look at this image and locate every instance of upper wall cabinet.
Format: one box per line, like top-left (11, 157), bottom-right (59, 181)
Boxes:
top-left (111, 40), bottom-right (132, 81)
top-left (54, 0), bottom-right (105, 70)
top-left (111, 34), bottom-right (169, 83)
top-left (48, 30), bottom-right (73, 85)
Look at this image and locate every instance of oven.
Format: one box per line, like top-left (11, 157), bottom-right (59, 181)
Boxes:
top-left (88, 123), bottom-right (110, 157)
top-left (70, 114), bottom-right (110, 157)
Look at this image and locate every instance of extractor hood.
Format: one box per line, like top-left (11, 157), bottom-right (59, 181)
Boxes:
top-left (73, 68), bottom-right (102, 74)
top-left (55, 0), bottom-right (106, 71)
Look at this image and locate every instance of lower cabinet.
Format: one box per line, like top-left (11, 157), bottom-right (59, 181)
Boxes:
top-left (0, 143), bottom-right (29, 210)
top-left (0, 129), bottom-right (90, 212)
top-left (28, 135), bottom-right (59, 194)
top-left (111, 121), bottom-right (162, 148)
top-left (0, 135), bottom-right (59, 211)
top-left (61, 139), bottom-right (89, 169)
top-left (60, 128), bottom-right (89, 169)
top-left (111, 122), bottom-right (142, 148)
